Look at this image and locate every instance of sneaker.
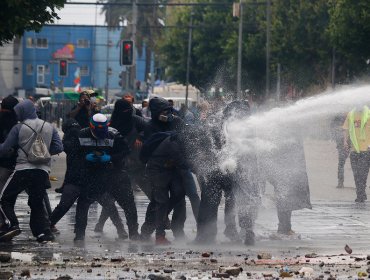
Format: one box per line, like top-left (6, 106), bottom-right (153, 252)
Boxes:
top-left (355, 197), bottom-right (366, 203)
top-left (37, 232), bottom-right (55, 243)
top-left (129, 232), bottom-right (141, 241)
top-left (117, 229), bottom-right (128, 240)
top-left (50, 225), bottom-right (60, 235)
top-left (155, 236), bottom-right (171, 246)
top-left (0, 226), bottom-right (21, 242)
top-left (94, 223), bottom-right (104, 233)
top-left (336, 182), bottom-right (344, 188)
top-left (244, 230), bottom-right (255, 246)
top-left (277, 229), bottom-right (296, 235)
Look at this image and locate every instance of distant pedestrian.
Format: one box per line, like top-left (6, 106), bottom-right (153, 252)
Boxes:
top-left (330, 114), bottom-right (349, 188)
top-left (343, 106), bottom-right (370, 203)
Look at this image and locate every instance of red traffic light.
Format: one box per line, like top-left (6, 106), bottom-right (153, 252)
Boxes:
top-left (120, 40), bottom-right (134, 66)
top-left (59, 60), bottom-right (67, 77)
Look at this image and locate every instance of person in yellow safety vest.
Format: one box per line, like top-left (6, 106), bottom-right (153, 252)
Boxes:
top-left (343, 106), bottom-right (370, 202)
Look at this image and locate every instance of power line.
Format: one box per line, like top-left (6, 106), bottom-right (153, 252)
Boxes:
top-left (66, 1), bottom-right (268, 7)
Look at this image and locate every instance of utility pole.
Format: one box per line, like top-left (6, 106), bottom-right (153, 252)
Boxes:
top-left (276, 63), bottom-right (281, 102)
top-left (105, 4), bottom-right (111, 101)
top-left (130, 0), bottom-right (137, 91)
top-left (331, 47), bottom-right (336, 89)
top-left (185, 9), bottom-right (193, 108)
top-left (236, 0), bottom-right (243, 99)
top-left (265, 0), bottom-right (271, 100)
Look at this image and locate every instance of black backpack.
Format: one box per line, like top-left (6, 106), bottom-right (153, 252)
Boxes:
top-left (140, 131), bottom-right (174, 164)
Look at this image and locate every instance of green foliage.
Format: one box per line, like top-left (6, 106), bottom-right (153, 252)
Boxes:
top-left (117, 0), bottom-right (370, 95)
top-left (328, 0), bottom-right (370, 79)
top-left (0, 0), bottom-right (65, 45)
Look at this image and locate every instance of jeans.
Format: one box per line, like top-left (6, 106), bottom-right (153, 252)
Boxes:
top-left (350, 151), bottom-right (370, 201)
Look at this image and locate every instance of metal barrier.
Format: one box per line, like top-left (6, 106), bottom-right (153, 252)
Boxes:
top-left (37, 99), bottom-right (78, 127)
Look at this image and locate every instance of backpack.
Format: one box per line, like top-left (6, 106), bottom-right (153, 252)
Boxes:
top-left (19, 121), bottom-right (51, 164)
top-left (140, 131), bottom-right (174, 164)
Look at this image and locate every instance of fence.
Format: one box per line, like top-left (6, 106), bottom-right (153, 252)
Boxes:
top-left (37, 99), bottom-right (78, 127)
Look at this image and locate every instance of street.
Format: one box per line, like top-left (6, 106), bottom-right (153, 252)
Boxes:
top-left (0, 139), bottom-right (370, 279)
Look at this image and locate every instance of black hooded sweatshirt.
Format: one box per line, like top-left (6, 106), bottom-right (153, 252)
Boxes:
top-left (0, 95), bottom-right (19, 169)
top-left (144, 97), bottom-right (184, 140)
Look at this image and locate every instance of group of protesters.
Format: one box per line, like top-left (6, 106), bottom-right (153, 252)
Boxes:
top-left (0, 90), bottom-right (314, 245)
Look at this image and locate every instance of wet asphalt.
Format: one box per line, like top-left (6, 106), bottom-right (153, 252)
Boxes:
top-left (1, 139), bottom-right (370, 279)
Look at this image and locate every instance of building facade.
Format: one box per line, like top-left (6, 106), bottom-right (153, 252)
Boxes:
top-left (20, 25), bottom-right (147, 98)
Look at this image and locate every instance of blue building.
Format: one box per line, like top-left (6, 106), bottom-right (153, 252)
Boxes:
top-left (22, 25), bottom-right (148, 97)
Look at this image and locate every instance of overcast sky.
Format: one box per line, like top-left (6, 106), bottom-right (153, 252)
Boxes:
top-left (55, 1), bottom-right (106, 25)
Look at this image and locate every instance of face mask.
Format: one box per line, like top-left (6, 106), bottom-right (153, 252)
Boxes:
top-left (159, 112), bottom-right (174, 122)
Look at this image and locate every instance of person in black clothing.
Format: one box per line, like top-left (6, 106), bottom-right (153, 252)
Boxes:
top-left (74, 113), bottom-right (139, 241)
top-left (192, 100), bottom-right (260, 245)
top-left (68, 91), bottom-right (99, 128)
top-left (0, 96), bottom-right (19, 227)
top-left (123, 93), bottom-right (142, 117)
top-left (49, 119), bottom-right (128, 239)
top-left (143, 132), bottom-right (189, 245)
top-left (94, 99), bottom-right (148, 233)
top-left (140, 97), bottom-right (188, 241)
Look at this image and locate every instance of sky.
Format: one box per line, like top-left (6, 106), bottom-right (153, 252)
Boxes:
top-left (55, 1), bottom-right (106, 26)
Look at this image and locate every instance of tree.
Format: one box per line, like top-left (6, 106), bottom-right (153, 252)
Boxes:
top-left (102, 0), bottom-right (165, 82)
top-left (328, 0), bottom-right (370, 81)
top-left (0, 0), bottom-right (65, 45)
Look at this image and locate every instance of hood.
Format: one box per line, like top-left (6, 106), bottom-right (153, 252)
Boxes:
top-left (110, 99), bottom-right (133, 136)
top-left (1, 95), bottom-right (19, 111)
top-left (149, 97), bottom-right (171, 119)
top-left (14, 99), bottom-right (37, 122)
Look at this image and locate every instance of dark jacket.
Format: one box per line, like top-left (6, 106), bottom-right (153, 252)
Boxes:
top-left (0, 96), bottom-right (19, 170)
top-left (146, 134), bottom-right (189, 172)
top-left (78, 127), bottom-right (130, 196)
top-left (62, 119), bottom-right (82, 185)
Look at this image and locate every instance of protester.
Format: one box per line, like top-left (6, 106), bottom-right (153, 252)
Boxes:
top-left (68, 90), bottom-right (99, 128)
top-left (141, 131), bottom-right (189, 245)
top-left (141, 100), bottom-right (151, 119)
top-left (141, 97), bottom-right (188, 241)
top-left (94, 99), bottom-right (148, 233)
top-left (0, 100), bottom-right (63, 243)
top-left (49, 119), bottom-right (128, 239)
top-left (123, 93), bottom-right (142, 117)
top-left (74, 113), bottom-right (140, 241)
top-left (343, 106), bottom-right (370, 202)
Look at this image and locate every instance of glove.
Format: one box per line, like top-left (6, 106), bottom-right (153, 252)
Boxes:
top-left (86, 153), bottom-right (99, 162)
top-left (99, 152), bottom-right (111, 163)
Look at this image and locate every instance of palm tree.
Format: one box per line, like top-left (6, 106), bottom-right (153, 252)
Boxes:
top-left (102, 0), bottom-right (165, 85)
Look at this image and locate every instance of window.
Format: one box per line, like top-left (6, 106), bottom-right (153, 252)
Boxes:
top-left (36, 38), bottom-right (48, 48)
top-left (77, 39), bottom-right (89, 48)
top-left (26, 64), bottom-right (33, 75)
top-left (26, 38), bottom-right (35, 48)
top-left (80, 65), bottom-right (89, 76)
top-left (37, 65), bottom-right (45, 84)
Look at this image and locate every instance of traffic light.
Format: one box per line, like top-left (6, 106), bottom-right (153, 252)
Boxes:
top-left (59, 60), bottom-right (67, 77)
top-left (120, 40), bottom-right (134, 66)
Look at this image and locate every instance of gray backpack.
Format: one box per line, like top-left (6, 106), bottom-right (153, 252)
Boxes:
top-left (19, 121), bottom-right (51, 164)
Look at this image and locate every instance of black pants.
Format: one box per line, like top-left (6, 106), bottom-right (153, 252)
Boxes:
top-left (337, 143), bottom-right (349, 185)
top-left (143, 168), bottom-right (186, 238)
top-left (50, 183), bottom-right (126, 234)
top-left (350, 151), bottom-right (370, 200)
top-left (75, 171), bottom-right (138, 237)
top-left (196, 172), bottom-right (236, 242)
top-left (0, 169), bottom-right (50, 237)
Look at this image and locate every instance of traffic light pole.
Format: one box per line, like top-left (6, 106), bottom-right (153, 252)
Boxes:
top-left (185, 9), bottom-right (193, 108)
top-left (236, 0), bottom-right (243, 100)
